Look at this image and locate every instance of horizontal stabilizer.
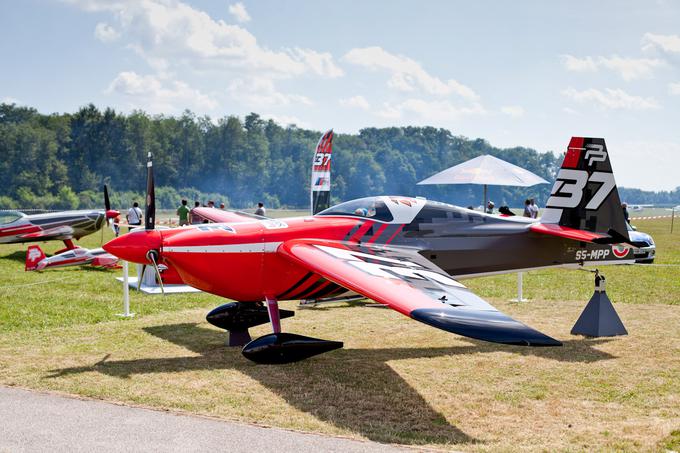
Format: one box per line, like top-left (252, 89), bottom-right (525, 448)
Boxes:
top-left (529, 223), bottom-right (609, 243)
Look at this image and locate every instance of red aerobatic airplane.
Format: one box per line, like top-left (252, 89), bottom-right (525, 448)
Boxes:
top-left (25, 244), bottom-right (119, 271)
top-left (104, 138), bottom-right (648, 364)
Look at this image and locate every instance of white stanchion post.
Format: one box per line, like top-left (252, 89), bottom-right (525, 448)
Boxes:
top-left (510, 272), bottom-right (528, 302)
top-left (117, 260), bottom-right (134, 317)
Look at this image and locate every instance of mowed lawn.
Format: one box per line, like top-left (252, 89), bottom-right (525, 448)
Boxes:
top-left (0, 217), bottom-right (678, 451)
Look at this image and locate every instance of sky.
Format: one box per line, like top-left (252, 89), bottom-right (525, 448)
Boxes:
top-left (1, 0), bottom-right (678, 191)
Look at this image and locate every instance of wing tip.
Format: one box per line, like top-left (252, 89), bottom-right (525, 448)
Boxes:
top-left (411, 308), bottom-right (562, 347)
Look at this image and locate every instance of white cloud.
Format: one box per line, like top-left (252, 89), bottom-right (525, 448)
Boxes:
top-left (1, 96), bottom-right (20, 104)
top-left (343, 46), bottom-right (478, 99)
top-left (68, 0), bottom-right (342, 79)
top-left (562, 87), bottom-right (659, 110)
top-left (500, 105), bottom-right (524, 118)
top-left (339, 95), bottom-right (370, 110)
top-left (227, 77), bottom-right (312, 107)
top-left (669, 82), bottom-right (680, 95)
top-left (228, 2), bottom-right (250, 23)
top-left (106, 71), bottom-right (218, 113)
top-left (260, 113), bottom-right (310, 129)
top-left (94, 22), bottom-right (120, 42)
top-left (561, 54), bottom-right (663, 80)
top-left (291, 48), bottom-right (344, 78)
top-left (561, 55), bottom-right (598, 72)
top-left (642, 33), bottom-right (680, 53)
top-left (377, 98), bottom-right (486, 122)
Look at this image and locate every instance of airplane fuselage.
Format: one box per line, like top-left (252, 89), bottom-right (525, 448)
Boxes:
top-left (106, 199), bottom-right (635, 303)
top-left (0, 210), bottom-right (107, 245)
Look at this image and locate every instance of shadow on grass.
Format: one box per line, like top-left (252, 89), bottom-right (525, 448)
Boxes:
top-left (47, 323), bottom-right (617, 445)
top-left (0, 250), bottom-right (29, 264)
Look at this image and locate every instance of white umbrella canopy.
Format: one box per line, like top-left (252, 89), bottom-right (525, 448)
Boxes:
top-left (417, 154), bottom-right (549, 210)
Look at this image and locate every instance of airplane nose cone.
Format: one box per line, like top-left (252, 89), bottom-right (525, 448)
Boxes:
top-left (106, 209), bottom-right (120, 219)
top-left (103, 229), bottom-right (162, 264)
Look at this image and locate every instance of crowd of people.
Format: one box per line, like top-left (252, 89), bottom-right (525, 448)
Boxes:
top-left (114, 199), bottom-right (267, 234)
top-left (481, 198), bottom-right (540, 218)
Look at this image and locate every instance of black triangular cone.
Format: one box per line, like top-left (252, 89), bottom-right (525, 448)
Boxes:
top-left (571, 290), bottom-right (627, 337)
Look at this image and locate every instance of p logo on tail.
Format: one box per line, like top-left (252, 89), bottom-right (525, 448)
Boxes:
top-left (541, 137), bottom-right (629, 243)
top-left (25, 245), bottom-right (46, 271)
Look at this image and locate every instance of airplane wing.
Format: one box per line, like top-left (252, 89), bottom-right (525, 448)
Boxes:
top-left (18, 225), bottom-right (74, 239)
top-left (278, 239), bottom-right (561, 346)
top-left (191, 207), bottom-right (265, 224)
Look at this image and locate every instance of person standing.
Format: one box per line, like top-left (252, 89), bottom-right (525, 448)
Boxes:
top-left (177, 199), bottom-right (190, 226)
top-left (190, 201), bottom-right (202, 224)
top-left (254, 202), bottom-right (266, 217)
top-left (622, 202), bottom-right (630, 223)
top-left (529, 198), bottom-right (539, 219)
top-left (523, 199), bottom-right (532, 217)
top-left (126, 202), bottom-right (143, 232)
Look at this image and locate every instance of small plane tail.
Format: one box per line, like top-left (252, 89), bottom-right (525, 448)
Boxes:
top-left (25, 245), bottom-right (46, 271)
top-left (539, 137), bottom-right (629, 243)
top-left (311, 129), bottom-right (333, 215)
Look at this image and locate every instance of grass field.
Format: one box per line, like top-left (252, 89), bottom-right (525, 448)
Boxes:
top-left (0, 217), bottom-right (678, 451)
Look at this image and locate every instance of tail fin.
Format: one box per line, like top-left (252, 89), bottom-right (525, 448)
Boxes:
top-left (311, 129), bottom-right (333, 215)
top-left (541, 137), bottom-right (629, 243)
top-left (25, 245), bottom-right (46, 271)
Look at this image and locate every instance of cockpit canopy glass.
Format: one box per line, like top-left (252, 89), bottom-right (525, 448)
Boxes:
top-left (0, 211), bottom-right (24, 225)
top-left (317, 197), bottom-right (394, 222)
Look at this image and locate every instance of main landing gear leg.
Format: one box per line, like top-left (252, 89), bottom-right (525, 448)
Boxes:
top-left (55, 239), bottom-right (78, 255)
top-left (241, 296), bottom-right (344, 365)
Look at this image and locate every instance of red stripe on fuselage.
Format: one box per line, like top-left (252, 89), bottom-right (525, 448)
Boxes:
top-left (0, 225), bottom-right (41, 237)
top-left (383, 224), bottom-right (404, 244)
top-left (366, 223), bottom-right (388, 244)
top-left (349, 221), bottom-right (374, 242)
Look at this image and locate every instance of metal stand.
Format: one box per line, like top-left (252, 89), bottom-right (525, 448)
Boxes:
top-left (116, 261), bottom-right (135, 318)
top-left (510, 272), bottom-right (528, 302)
top-left (571, 270), bottom-right (627, 337)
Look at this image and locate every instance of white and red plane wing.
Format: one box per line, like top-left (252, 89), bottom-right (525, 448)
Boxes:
top-left (17, 225), bottom-right (74, 240)
top-left (278, 239), bottom-right (561, 346)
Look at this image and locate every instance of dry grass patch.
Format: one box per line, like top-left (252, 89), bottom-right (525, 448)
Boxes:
top-left (1, 298), bottom-right (679, 452)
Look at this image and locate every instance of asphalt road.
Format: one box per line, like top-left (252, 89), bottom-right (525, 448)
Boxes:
top-left (0, 386), bottom-right (410, 452)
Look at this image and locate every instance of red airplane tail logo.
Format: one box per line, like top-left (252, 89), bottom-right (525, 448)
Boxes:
top-left (25, 245), bottom-right (46, 271)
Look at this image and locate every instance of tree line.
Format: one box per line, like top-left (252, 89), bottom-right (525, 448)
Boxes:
top-left (0, 103), bottom-right (677, 211)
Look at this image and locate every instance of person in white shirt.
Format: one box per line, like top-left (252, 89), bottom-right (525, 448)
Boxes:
top-left (529, 198), bottom-right (539, 219)
top-left (126, 202), bottom-right (143, 232)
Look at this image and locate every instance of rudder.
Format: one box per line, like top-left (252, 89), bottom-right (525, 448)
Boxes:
top-left (25, 245), bottom-right (46, 271)
top-left (541, 137), bottom-right (629, 243)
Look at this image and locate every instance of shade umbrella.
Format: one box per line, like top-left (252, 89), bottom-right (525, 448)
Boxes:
top-left (417, 155), bottom-right (549, 210)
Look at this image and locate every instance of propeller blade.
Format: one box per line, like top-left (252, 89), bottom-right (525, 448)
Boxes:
top-left (148, 252), bottom-right (165, 296)
top-left (145, 152), bottom-right (155, 230)
top-left (100, 220), bottom-right (105, 246)
top-left (104, 184), bottom-right (111, 212)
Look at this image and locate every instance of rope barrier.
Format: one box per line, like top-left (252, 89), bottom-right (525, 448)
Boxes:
top-left (0, 275), bottom-right (80, 290)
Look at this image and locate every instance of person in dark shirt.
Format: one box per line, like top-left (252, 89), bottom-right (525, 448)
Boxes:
top-left (622, 203), bottom-right (630, 223)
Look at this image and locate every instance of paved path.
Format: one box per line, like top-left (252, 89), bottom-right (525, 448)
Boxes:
top-left (0, 386), bottom-right (409, 452)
